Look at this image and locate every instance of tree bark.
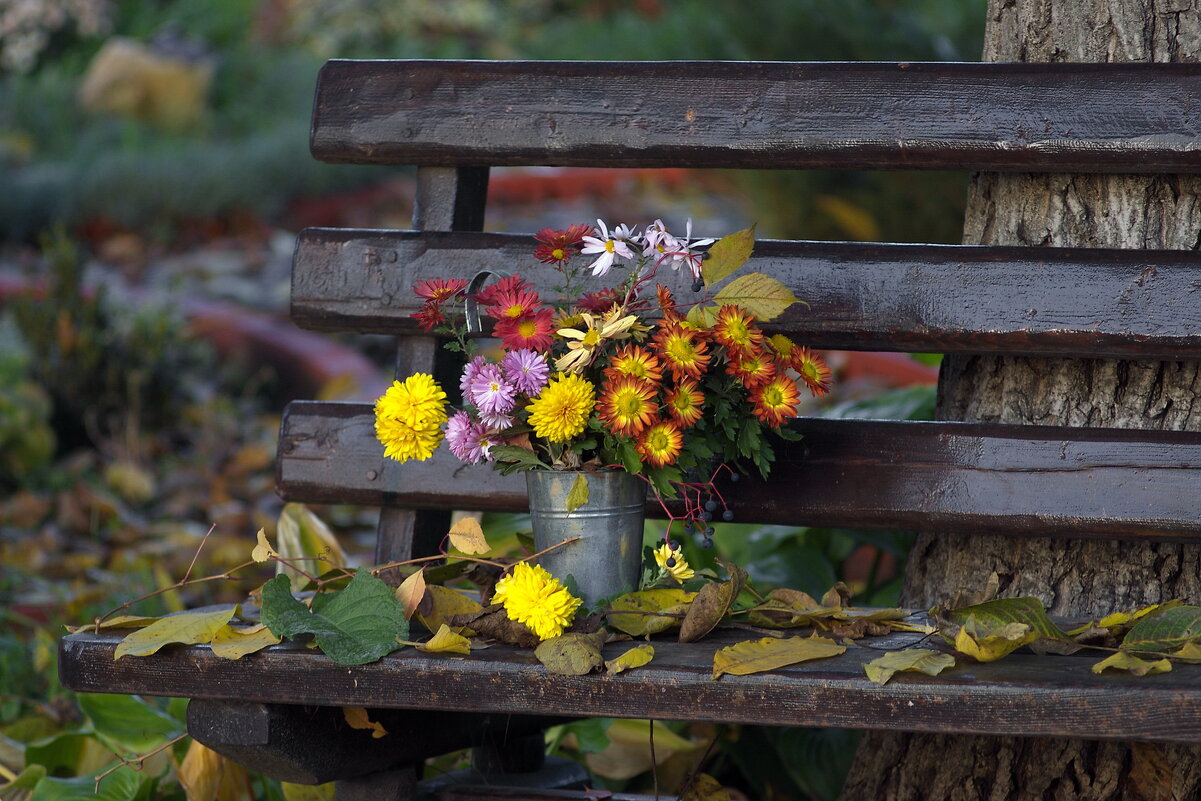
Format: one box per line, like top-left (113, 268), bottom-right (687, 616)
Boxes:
top-left (841, 2), bottom-right (1201, 799)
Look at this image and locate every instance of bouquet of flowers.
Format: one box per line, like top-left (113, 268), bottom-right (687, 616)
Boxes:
top-left (373, 219), bottom-right (832, 522)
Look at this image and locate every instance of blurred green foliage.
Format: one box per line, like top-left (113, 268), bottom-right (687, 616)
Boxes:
top-left (1, 0), bottom-right (984, 242)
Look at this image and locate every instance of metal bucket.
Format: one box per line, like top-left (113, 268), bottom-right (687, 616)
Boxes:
top-left (525, 470), bottom-right (646, 607)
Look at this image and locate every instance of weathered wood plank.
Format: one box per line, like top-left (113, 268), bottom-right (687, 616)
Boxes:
top-left (292, 229), bottom-right (1201, 360)
top-left (59, 625), bottom-right (1201, 743)
top-left (311, 60), bottom-right (1201, 172)
top-left (278, 402), bottom-right (1201, 541)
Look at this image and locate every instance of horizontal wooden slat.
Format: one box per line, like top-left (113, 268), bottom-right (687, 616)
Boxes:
top-left (59, 624), bottom-right (1201, 743)
top-left (278, 402), bottom-right (1201, 541)
top-left (311, 60), bottom-right (1201, 172)
top-left (293, 229), bottom-right (1201, 359)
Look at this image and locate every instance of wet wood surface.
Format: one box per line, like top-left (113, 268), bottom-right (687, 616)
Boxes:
top-left (310, 61), bottom-right (1201, 173)
top-left (292, 229), bottom-right (1201, 360)
top-left (278, 403), bottom-right (1201, 541)
top-left (59, 623), bottom-right (1201, 743)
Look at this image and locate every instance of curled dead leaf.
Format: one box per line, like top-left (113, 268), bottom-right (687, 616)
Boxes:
top-left (395, 569), bottom-right (426, 621)
top-left (606, 644), bottom-right (654, 675)
top-left (342, 706), bottom-right (388, 738)
top-left (712, 635), bottom-right (845, 679)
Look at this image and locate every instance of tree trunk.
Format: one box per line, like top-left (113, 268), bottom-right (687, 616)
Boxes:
top-left (841, 2), bottom-right (1201, 800)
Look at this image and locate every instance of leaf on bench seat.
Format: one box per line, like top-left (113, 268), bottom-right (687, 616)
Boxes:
top-left (260, 572), bottom-right (407, 665)
top-left (209, 622), bottom-right (280, 660)
top-left (863, 649), bottom-right (956, 686)
top-left (712, 635), bottom-right (845, 679)
top-left (606, 643), bottom-right (655, 675)
top-left (416, 585), bottom-right (483, 636)
top-left (1092, 652), bottom-right (1173, 676)
top-left (415, 623), bottom-right (471, 655)
top-left (113, 607), bottom-right (236, 659)
top-left (535, 630), bottom-right (607, 675)
top-left (680, 561), bottom-right (746, 643)
top-left (607, 589), bottom-right (694, 636)
top-left (1121, 605), bottom-right (1201, 655)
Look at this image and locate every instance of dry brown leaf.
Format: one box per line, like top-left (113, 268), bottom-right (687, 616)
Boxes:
top-left (680, 561), bottom-right (745, 643)
top-left (395, 569), bottom-right (426, 621)
top-left (342, 706), bottom-right (388, 738)
top-left (415, 585), bottom-right (483, 636)
top-left (448, 517), bottom-right (489, 555)
top-left (712, 635), bottom-right (845, 679)
top-left (450, 605), bottom-right (539, 648)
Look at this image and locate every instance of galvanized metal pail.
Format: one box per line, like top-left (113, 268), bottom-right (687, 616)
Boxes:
top-left (525, 470), bottom-right (646, 606)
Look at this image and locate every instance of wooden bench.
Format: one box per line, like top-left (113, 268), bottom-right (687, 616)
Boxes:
top-left (60, 59), bottom-right (1201, 799)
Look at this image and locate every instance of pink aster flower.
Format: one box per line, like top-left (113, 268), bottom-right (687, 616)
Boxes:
top-left (468, 363), bottom-right (517, 416)
top-left (581, 219), bottom-right (636, 277)
top-left (480, 412), bottom-right (514, 431)
top-left (667, 218), bottom-right (715, 279)
top-left (501, 349), bottom-right (550, 396)
top-left (460, 355), bottom-right (488, 395)
top-left (446, 411), bottom-right (493, 464)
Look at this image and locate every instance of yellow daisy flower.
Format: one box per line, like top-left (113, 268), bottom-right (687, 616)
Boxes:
top-left (493, 562), bottom-right (582, 640)
top-left (555, 309), bottom-right (640, 373)
top-left (374, 374), bottom-right (449, 462)
top-left (654, 542), bottom-right (695, 583)
top-left (526, 372), bottom-right (596, 443)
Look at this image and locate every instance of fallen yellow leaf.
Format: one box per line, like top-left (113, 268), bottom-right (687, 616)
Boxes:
top-left (417, 624), bottom-right (471, 655)
top-left (606, 644), bottom-right (654, 675)
top-left (395, 569), bottom-right (426, 621)
top-left (343, 706), bottom-right (388, 738)
top-left (863, 649), bottom-right (955, 686)
top-left (251, 528), bottom-right (277, 563)
top-left (712, 635), bottom-right (845, 679)
top-left (1092, 651), bottom-right (1172, 676)
top-left (115, 608), bottom-right (236, 659)
top-left (210, 623), bottom-right (281, 660)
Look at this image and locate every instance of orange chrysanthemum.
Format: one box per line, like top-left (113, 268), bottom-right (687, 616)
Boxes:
top-left (656, 284), bottom-right (680, 322)
top-left (604, 344), bottom-right (664, 384)
top-left (751, 375), bottom-right (801, 427)
top-left (652, 322), bottom-right (710, 381)
top-left (663, 378), bottom-right (704, 428)
top-left (726, 348), bottom-right (776, 388)
top-left (712, 305), bottom-right (763, 356)
top-left (793, 347), bottom-right (833, 397)
top-left (636, 419), bottom-right (683, 468)
top-left (597, 377), bottom-right (659, 437)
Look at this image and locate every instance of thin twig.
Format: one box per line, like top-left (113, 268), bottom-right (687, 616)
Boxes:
top-left (179, 524), bottom-right (216, 585)
top-left (649, 718), bottom-right (659, 801)
top-left (93, 733), bottom-right (189, 790)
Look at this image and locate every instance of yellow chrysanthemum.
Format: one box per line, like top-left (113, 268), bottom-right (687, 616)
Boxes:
top-left (492, 562), bottom-right (582, 640)
top-left (654, 542), bottom-right (695, 583)
top-left (374, 374), bottom-right (449, 462)
top-left (526, 372), bottom-right (596, 443)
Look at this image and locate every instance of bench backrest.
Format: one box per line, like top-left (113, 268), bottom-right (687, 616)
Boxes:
top-left (278, 59), bottom-right (1201, 567)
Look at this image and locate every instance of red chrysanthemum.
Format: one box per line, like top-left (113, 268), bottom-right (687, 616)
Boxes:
top-left (474, 274), bottom-right (534, 308)
top-left (663, 378), bottom-right (704, 428)
top-left (486, 285), bottom-right (543, 321)
top-left (751, 374), bottom-right (802, 427)
top-left (712, 304), bottom-right (764, 356)
top-left (726, 347), bottom-right (776, 388)
top-left (636, 418), bottom-right (684, 468)
top-left (604, 345), bottom-right (664, 384)
top-left (652, 322), bottom-right (711, 381)
top-left (412, 300), bottom-right (446, 331)
top-left (793, 347), bottom-right (833, 397)
top-left (414, 278), bottom-right (468, 304)
top-left (533, 224), bottom-right (591, 265)
top-left (597, 376), bottom-right (659, 437)
top-left (493, 308), bottom-right (555, 351)
top-left (578, 287), bottom-right (623, 314)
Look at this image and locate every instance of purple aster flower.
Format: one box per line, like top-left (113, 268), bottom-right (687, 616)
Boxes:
top-left (501, 348), bottom-right (550, 396)
top-left (468, 363), bottom-right (517, 416)
top-left (446, 411), bottom-right (482, 463)
top-left (459, 355), bottom-right (488, 395)
top-left (480, 412), bottom-right (514, 431)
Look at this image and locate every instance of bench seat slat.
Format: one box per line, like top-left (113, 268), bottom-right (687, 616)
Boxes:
top-left (293, 229), bottom-right (1201, 359)
top-left (278, 401), bottom-right (1201, 541)
top-left (312, 60), bottom-right (1201, 173)
top-left (59, 625), bottom-right (1201, 743)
